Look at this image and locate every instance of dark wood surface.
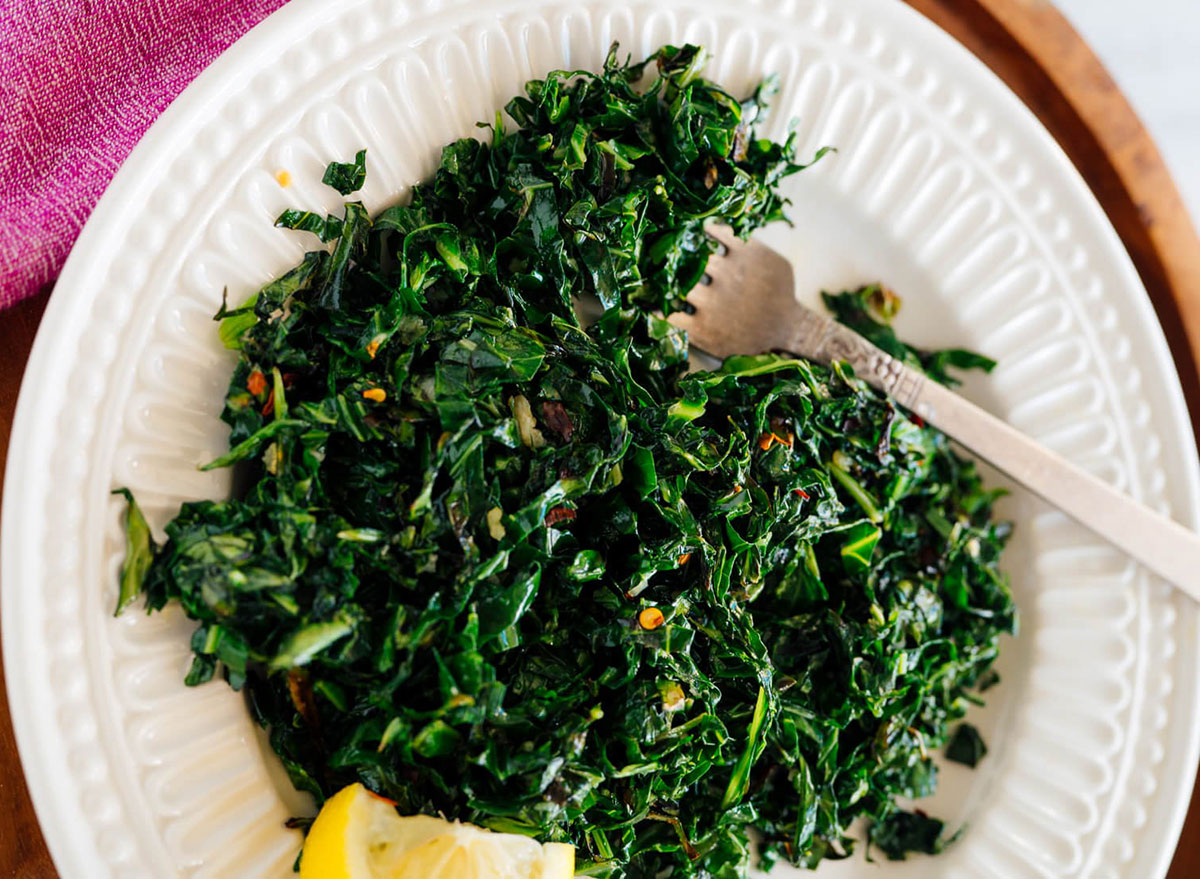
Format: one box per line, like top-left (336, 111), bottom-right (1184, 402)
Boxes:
top-left (0, 290), bottom-right (55, 878)
top-left (2, 1), bottom-right (1199, 876)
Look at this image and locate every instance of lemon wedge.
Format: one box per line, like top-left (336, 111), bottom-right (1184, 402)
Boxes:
top-left (299, 782), bottom-right (574, 879)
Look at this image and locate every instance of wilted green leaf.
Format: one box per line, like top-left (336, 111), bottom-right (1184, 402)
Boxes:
top-left (113, 488), bottom-right (154, 614)
top-left (321, 149), bottom-right (368, 195)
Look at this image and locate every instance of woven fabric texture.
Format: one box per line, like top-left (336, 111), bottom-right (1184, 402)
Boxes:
top-left (0, 0), bottom-right (288, 306)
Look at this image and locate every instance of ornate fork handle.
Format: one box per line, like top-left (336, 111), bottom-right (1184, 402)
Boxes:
top-left (785, 308), bottom-right (1200, 597)
top-left (799, 313), bottom-right (924, 411)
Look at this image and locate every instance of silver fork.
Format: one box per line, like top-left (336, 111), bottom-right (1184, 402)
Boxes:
top-left (668, 224), bottom-right (1200, 599)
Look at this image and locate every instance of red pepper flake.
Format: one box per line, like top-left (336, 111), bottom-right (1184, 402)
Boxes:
top-left (366, 339), bottom-right (381, 359)
top-left (541, 400), bottom-right (574, 441)
top-left (545, 505), bottom-right (577, 526)
top-left (677, 553), bottom-right (692, 566)
top-left (638, 607), bottom-right (665, 630)
top-left (246, 370), bottom-right (267, 396)
top-left (362, 387), bottom-right (387, 403)
top-left (793, 488), bottom-right (810, 499)
top-left (286, 669), bottom-right (319, 729)
top-left (262, 390), bottom-right (275, 417)
top-left (912, 413), bottom-right (925, 427)
top-left (757, 432), bottom-right (791, 451)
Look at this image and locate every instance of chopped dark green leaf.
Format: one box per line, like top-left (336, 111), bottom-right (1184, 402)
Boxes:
top-left (274, 209), bottom-right (344, 242)
top-left (945, 722), bottom-right (988, 768)
top-left (321, 148), bottom-right (368, 195)
top-left (869, 809), bottom-right (945, 860)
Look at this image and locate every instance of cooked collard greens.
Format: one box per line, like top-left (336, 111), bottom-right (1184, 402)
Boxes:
top-left (118, 45), bottom-right (1015, 877)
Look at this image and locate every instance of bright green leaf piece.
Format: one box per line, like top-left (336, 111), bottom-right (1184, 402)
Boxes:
top-left (321, 148), bottom-right (368, 195)
top-left (113, 488), bottom-right (154, 615)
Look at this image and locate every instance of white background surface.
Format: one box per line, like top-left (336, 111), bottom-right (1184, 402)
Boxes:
top-left (1056, 0), bottom-right (1200, 224)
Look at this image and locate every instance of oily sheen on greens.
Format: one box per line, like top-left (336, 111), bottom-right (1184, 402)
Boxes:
top-left (117, 46), bottom-right (1015, 877)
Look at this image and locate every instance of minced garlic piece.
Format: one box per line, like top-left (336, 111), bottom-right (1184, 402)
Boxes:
top-left (509, 395), bottom-right (546, 448)
top-left (486, 507), bottom-right (506, 541)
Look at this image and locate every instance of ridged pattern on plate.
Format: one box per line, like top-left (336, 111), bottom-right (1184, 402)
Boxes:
top-left (3, 0), bottom-right (1197, 877)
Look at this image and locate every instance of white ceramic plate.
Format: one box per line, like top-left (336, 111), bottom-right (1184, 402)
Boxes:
top-left (5, 0), bottom-right (1199, 877)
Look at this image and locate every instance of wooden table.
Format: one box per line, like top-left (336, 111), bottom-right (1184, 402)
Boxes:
top-left (0, 291), bottom-right (56, 878)
top-left (3, 0), bottom-right (1200, 875)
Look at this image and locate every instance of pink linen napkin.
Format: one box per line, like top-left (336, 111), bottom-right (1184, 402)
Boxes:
top-left (0, 0), bottom-right (290, 308)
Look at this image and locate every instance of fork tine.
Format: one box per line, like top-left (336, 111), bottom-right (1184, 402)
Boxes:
top-left (666, 307), bottom-right (698, 335)
top-left (667, 303), bottom-right (737, 359)
top-left (704, 222), bottom-right (743, 251)
top-left (701, 250), bottom-right (733, 281)
top-left (682, 279), bottom-right (719, 308)
top-left (699, 225), bottom-right (743, 284)
top-left (669, 225), bottom-right (798, 358)
top-left (667, 281), bottom-right (734, 357)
